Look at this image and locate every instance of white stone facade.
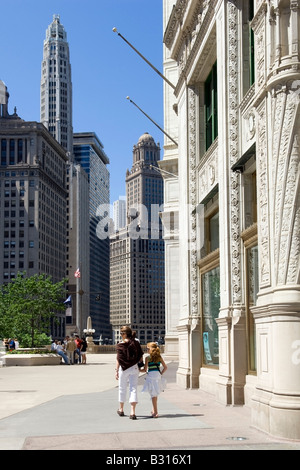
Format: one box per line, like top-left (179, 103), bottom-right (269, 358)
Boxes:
top-left (162, 0), bottom-right (300, 439)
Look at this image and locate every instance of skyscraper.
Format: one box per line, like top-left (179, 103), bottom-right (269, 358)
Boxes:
top-left (40, 16), bottom-right (111, 339)
top-left (73, 132), bottom-right (111, 340)
top-left (0, 80), bottom-right (68, 339)
top-left (110, 133), bottom-right (165, 344)
top-left (113, 198), bottom-right (126, 231)
top-left (40, 14), bottom-right (73, 154)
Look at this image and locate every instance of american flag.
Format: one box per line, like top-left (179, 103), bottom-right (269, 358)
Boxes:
top-left (74, 268), bottom-right (81, 278)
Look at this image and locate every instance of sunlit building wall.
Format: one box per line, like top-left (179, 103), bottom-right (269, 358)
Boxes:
top-left (162, 0), bottom-right (300, 440)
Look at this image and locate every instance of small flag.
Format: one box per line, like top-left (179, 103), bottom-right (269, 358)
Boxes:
top-left (65, 307), bottom-right (72, 317)
top-left (64, 295), bottom-right (72, 307)
top-left (74, 268), bottom-right (81, 278)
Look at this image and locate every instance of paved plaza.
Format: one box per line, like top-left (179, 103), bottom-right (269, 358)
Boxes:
top-left (0, 353), bottom-right (300, 451)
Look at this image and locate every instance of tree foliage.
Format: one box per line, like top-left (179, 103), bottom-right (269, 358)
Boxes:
top-left (0, 272), bottom-right (67, 347)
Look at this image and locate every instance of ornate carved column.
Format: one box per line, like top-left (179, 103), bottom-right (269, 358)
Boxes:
top-left (216, 0), bottom-right (248, 406)
top-left (290, 1), bottom-right (300, 60)
top-left (188, 85), bottom-right (201, 389)
top-left (251, 2), bottom-right (300, 440)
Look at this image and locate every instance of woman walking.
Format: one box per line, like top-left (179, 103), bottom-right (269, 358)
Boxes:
top-left (115, 326), bottom-right (144, 420)
top-left (141, 342), bottom-right (167, 418)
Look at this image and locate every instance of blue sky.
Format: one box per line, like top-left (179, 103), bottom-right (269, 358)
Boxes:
top-left (0, 0), bottom-right (164, 204)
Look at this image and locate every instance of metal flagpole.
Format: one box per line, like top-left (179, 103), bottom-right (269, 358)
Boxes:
top-left (126, 96), bottom-right (178, 147)
top-left (112, 28), bottom-right (176, 90)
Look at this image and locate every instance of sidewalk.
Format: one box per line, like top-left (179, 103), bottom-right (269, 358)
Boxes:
top-left (0, 354), bottom-right (300, 451)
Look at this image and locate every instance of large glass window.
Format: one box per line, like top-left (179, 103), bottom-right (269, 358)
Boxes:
top-left (1, 139), bottom-right (7, 166)
top-left (17, 140), bottom-right (23, 163)
top-left (202, 265), bottom-right (220, 366)
top-left (9, 140), bottom-right (15, 165)
top-left (246, 242), bottom-right (258, 372)
top-left (204, 62), bottom-right (218, 150)
top-left (249, 0), bottom-right (255, 86)
top-left (208, 211), bottom-right (219, 252)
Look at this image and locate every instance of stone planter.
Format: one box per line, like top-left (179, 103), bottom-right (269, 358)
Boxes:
top-left (5, 354), bottom-right (61, 367)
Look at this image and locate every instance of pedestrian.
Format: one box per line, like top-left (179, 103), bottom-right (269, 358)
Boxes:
top-left (8, 338), bottom-right (15, 350)
top-left (66, 336), bottom-right (76, 364)
top-left (74, 335), bottom-right (82, 364)
top-left (51, 339), bottom-right (57, 352)
top-left (63, 336), bottom-right (69, 348)
top-left (115, 326), bottom-right (144, 420)
top-left (55, 341), bottom-right (69, 364)
top-left (141, 342), bottom-right (167, 418)
top-left (14, 338), bottom-right (19, 350)
top-left (81, 337), bottom-right (87, 364)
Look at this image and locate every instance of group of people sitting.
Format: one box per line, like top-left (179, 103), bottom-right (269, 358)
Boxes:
top-left (51, 335), bottom-right (87, 365)
top-left (3, 338), bottom-right (19, 351)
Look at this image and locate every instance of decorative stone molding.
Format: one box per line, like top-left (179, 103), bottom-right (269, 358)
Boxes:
top-left (164, 0), bottom-right (218, 96)
top-left (256, 98), bottom-right (271, 287)
top-left (251, 2), bottom-right (267, 90)
top-left (240, 83), bottom-right (256, 114)
top-left (197, 138), bottom-right (218, 203)
top-left (164, 0), bottom-right (211, 50)
top-left (271, 83), bottom-right (300, 286)
top-left (228, 1), bottom-right (242, 304)
top-left (188, 86), bottom-right (199, 317)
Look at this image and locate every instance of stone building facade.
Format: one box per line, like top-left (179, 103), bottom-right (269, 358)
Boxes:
top-left (162, 0), bottom-right (300, 439)
top-left (0, 80), bottom-right (68, 338)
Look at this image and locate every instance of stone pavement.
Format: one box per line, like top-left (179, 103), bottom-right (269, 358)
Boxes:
top-left (0, 353), bottom-right (300, 452)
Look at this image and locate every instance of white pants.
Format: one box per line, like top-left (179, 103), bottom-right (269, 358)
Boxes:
top-left (118, 364), bottom-right (139, 404)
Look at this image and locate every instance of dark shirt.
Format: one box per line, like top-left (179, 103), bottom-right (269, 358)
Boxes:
top-left (117, 339), bottom-right (143, 371)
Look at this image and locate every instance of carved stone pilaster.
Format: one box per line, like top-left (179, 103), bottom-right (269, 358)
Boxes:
top-left (188, 86), bottom-right (199, 317)
top-left (256, 99), bottom-right (271, 288)
top-left (228, 1), bottom-right (242, 304)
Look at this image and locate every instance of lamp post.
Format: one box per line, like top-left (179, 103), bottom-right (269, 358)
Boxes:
top-left (83, 316), bottom-right (95, 352)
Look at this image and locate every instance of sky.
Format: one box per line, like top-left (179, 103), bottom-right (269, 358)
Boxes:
top-left (0, 0), bottom-right (164, 204)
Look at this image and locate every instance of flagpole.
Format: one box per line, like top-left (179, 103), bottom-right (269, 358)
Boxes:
top-left (79, 263), bottom-right (83, 336)
top-left (126, 96), bottom-right (178, 147)
top-left (112, 28), bottom-right (176, 90)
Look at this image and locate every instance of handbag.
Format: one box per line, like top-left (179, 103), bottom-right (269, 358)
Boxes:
top-left (138, 361), bottom-right (145, 369)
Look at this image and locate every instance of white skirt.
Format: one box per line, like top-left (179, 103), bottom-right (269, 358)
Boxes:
top-left (142, 371), bottom-right (167, 398)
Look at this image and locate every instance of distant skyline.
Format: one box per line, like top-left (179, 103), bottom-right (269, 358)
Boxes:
top-left (0, 0), bottom-right (164, 204)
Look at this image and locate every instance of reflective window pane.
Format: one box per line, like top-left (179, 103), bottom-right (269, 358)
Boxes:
top-left (202, 265), bottom-right (220, 366)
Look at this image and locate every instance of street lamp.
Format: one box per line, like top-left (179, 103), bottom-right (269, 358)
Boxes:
top-left (83, 316), bottom-right (95, 352)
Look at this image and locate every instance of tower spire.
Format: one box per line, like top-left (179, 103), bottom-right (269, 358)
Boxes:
top-left (40, 15), bottom-right (73, 153)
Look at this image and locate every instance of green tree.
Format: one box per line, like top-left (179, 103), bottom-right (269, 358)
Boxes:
top-left (0, 272), bottom-right (67, 347)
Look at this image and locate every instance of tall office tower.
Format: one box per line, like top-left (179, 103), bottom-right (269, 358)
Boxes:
top-left (66, 163), bottom-right (90, 337)
top-left (113, 198), bottom-right (126, 231)
top-left (72, 133), bottom-right (111, 340)
top-left (0, 81), bottom-right (68, 338)
top-left (110, 132), bottom-right (165, 345)
top-left (40, 14), bottom-right (73, 154)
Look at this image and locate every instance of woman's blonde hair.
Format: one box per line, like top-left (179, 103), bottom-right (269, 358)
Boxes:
top-left (147, 342), bottom-right (162, 363)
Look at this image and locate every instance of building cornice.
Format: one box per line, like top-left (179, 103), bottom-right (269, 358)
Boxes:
top-left (164, 0), bottom-right (218, 95)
